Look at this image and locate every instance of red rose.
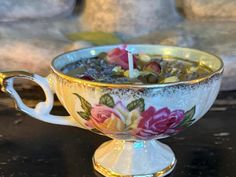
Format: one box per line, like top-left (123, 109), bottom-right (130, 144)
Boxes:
top-left (106, 45), bottom-right (137, 69)
top-left (136, 106), bottom-right (184, 139)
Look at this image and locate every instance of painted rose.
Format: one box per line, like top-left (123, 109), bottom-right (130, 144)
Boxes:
top-left (106, 45), bottom-right (137, 70)
top-left (89, 101), bottom-right (140, 134)
top-left (136, 106), bottom-right (184, 139)
top-left (89, 104), bottom-right (125, 133)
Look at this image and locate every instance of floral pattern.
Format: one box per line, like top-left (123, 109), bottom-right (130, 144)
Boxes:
top-left (74, 93), bottom-right (195, 139)
top-left (106, 44), bottom-right (137, 70)
top-left (135, 107), bottom-right (184, 138)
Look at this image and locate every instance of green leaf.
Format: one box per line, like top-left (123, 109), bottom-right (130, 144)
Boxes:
top-left (66, 32), bottom-right (122, 45)
top-left (73, 93), bottom-right (92, 113)
top-left (77, 111), bottom-right (90, 120)
top-left (99, 94), bottom-right (115, 108)
top-left (178, 106), bottom-right (196, 127)
top-left (127, 98), bottom-right (145, 112)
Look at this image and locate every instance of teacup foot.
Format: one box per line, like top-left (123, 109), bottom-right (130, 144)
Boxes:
top-left (93, 140), bottom-right (176, 177)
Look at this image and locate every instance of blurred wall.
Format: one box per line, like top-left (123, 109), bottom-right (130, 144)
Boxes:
top-left (0, 0), bottom-right (235, 90)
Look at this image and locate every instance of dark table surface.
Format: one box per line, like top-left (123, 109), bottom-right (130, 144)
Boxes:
top-left (0, 87), bottom-right (235, 177)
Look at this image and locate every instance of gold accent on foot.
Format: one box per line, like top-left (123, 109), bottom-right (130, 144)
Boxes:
top-left (93, 157), bottom-right (176, 177)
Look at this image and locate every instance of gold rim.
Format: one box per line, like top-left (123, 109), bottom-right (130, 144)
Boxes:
top-left (51, 44), bottom-right (224, 88)
top-left (92, 157), bottom-right (177, 177)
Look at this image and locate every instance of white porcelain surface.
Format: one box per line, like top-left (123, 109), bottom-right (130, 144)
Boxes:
top-left (0, 45), bottom-right (224, 177)
top-left (94, 140), bottom-right (176, 175)
top-left (48, 45), bottom-right (223, 140)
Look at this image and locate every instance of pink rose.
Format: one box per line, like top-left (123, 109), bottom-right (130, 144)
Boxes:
top-left (106, 45), bottom-right (137, 70)
top-left (136, 106), bottom-right (184, 139)
top-left (89, 104), bottom-right (125, 133)
top-left (91, 105), bottom-right (117, 123)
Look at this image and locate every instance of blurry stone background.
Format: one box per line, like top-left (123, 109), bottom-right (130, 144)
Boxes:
top-left (0, 0), bottom-right (235, 90)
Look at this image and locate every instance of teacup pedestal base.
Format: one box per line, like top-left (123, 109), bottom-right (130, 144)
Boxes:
top-left (93, 140), bottom-right (176, 177)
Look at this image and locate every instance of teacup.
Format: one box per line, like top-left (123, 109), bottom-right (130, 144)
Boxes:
top-left (0, 45), bottom-right (223, 177)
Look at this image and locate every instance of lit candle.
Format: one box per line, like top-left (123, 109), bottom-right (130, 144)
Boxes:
top-left (128, 52), bottom-right (134, 78)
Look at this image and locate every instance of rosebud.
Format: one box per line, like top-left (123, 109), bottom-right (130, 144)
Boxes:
top-left (77, 75), bottom-right (94, 81)
top-left (106, 47), bottom-right (137, 70)
top-left (143, 61), bottom-right (161, 75)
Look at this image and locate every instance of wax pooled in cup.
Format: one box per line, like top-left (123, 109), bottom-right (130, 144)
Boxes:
top-left (64, 45), bottom-right (212, 84)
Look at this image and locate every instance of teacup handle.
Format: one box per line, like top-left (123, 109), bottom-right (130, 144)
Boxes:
top-left (0, 71), bottom-right (78, 127)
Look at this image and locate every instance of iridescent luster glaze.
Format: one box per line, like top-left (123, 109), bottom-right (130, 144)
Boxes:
top-left (49, 45), bottom-right (223, 140)
top-left (0, 45), bottom-right (224, 177)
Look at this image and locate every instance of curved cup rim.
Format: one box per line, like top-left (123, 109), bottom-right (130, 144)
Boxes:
top-left (51, 44), bottom-right (224, 88)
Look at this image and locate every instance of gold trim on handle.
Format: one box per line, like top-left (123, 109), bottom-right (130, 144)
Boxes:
top-left (0, 71), bottom-right (33, 92)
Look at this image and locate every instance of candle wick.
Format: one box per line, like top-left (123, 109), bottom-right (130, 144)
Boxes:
top-left (127, 51), bottom-right (134, 79)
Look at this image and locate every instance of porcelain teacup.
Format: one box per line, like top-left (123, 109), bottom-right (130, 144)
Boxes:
top-left (0, 45), bottom-right (223, 177)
